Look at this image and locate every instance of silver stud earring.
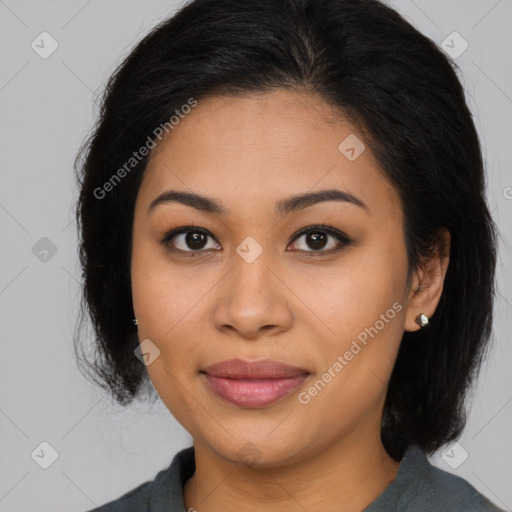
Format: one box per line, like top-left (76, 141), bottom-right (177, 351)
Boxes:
top-left (133, 318), bottom-right (138, 326)
top-left (415, 313), bottom-right (429, 328)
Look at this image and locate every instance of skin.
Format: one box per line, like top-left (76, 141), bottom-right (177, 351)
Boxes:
top-left (130, 89), bottom-right (450, 512)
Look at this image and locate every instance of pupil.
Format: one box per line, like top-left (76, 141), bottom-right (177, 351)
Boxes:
top-left (187, 232), bottom-right (207, 249)
top-left (307, 231), bottom-right (327, 250)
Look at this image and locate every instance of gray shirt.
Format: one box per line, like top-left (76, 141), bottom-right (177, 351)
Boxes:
top-left (87, 444), bottom-right (506, 511)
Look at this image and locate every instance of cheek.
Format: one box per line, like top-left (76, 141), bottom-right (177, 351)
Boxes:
top-left (131, 239), bottom-right (218, 379)
top-left (131, 234), bottom-right (200, 329)
top-left (303, 248), bottom-right (406, 338)
top-left (302, 241), bottom-right (407, 383)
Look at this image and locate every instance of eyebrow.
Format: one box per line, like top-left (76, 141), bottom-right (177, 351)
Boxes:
top-left (147, 188), bottom-right (369, 217)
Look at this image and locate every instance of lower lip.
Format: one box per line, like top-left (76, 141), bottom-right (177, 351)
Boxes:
top-left (203, 373), bottom-right (309, 408)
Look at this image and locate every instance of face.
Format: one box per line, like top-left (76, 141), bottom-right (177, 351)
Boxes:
top-left (131, 89), bottom-right (414, 467)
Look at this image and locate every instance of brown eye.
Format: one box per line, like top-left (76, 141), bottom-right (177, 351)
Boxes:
top-left (182, 231), bottom-right (209, 250)
top-left (287, 225), bottom-right (352, 256)
top-left (160, 227), bottom-right (221, 255)
top-left (160, 224), bottom-right (352, 258)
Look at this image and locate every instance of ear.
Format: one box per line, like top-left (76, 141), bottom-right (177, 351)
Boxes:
top-left (404, 227), bottom-right (451, 332)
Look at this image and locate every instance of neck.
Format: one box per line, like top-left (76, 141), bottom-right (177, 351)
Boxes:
top-left (183, 428), bottom-right (401, 512)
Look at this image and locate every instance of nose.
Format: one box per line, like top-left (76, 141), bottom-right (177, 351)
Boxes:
top-left (212, 248), bottom-right (294, 340)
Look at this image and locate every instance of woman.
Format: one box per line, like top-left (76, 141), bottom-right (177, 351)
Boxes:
top-left (74, 0), bottom-right (504, 510)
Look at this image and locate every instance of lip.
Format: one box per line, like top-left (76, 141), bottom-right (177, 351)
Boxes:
top-left (201, 358), bottom-right (310, 408)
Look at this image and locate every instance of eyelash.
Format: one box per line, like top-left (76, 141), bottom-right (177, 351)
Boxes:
top-left (159, 224), bottom-right (353, 258)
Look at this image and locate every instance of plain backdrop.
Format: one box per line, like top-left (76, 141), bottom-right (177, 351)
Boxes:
top-left (0, 0), bottom-right (511, 510)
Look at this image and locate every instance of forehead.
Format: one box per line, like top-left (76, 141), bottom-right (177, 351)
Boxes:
top-left (138, 89), bottom-right (401, 222)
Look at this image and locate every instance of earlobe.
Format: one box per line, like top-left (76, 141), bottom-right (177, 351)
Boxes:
top-left (404, 228), bottom-right (451, 332)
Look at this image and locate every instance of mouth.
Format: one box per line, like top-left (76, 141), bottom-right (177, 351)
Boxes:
top-left (201, 358), bottom-right (310, 408)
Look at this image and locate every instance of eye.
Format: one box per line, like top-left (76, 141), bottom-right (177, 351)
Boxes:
top-left (287, 224), bottom-right (352, 256)
top-left (159, 224), bottom-right (352, 257)
top-left (160, 226), bottom-right (221, 256)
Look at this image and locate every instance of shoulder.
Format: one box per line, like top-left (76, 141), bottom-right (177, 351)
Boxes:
top-left (84, 479), bottom-right (153, 512)
top-left (416, 463), bottom-right (505, 511)
top-left (394, 445), bottom-right (506, 511)
top-left (83, 446), bottom-right (195, 512)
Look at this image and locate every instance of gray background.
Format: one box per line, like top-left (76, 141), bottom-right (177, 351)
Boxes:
top-left (0, 0), bottom-right (511, 510)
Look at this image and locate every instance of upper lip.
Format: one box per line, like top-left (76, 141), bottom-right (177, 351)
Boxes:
top-left (202, 358), bottom-right (310, 379)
